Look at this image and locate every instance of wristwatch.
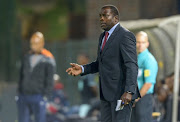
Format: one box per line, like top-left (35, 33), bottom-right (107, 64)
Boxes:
top-left (126, 91), bottom-right (133, 94)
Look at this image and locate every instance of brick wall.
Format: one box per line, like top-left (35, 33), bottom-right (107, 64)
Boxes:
top-left (140, 0), bottom-right (177, 18)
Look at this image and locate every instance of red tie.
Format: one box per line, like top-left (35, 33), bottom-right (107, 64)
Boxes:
top-left (102, 32), bottom-right (109, 51)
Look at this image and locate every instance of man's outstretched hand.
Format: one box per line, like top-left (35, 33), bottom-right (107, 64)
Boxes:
top-left (66, 63), bottom-right (82, 76)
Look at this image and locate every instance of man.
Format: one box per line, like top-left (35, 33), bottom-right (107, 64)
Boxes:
top-left (131, 31), bottom-right (158, 122)
top-left (77, 53), bottom-right (98, 104)
top-left (66, 5), bottom-right (140, 122)
top-left (17, 32), bottom-right (56, 122)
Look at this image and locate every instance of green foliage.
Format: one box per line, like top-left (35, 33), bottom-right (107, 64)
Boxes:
top-left (16, 0), bottom-right (69, 41)
top-left (15, 0), bottom-right (87, 41)
top-left (40, 6), bottom-right (69, 41)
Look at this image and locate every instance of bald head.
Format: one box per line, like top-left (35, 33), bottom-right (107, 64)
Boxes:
top-left (30, 32), bottom-right (45, 54)
top-left (136, 31), bottom-right (149, 54)
top-left (77, 53), bottom-right (89, 65)
top-left (136, 31), bottom-right (148, 41)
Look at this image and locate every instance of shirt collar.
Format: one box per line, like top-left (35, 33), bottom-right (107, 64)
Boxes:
top-left (107, 23), bottom-right (119, 36)
top-left (138, 49), bottom-right (149, 58)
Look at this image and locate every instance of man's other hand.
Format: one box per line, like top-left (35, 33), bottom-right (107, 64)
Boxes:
top-left (66, 63), bottom-right (82, 76)
top-left (132, 98), bottom-right (140, 107)
top-left (120, 92), bottom-right (132, 105)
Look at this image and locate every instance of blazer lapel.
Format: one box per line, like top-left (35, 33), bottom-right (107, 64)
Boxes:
top-left (101, 24), bottom-right (121, 57)
top-left (98, 32), bottom-right (105, 56)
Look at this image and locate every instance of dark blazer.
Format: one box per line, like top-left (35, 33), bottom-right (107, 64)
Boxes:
top-left (82, 24), bottom-right (140, 101)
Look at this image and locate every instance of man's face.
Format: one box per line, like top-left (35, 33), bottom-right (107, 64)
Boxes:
top-left (30, 35), bottom-right (44, 53)
top-left (136, 34), bottom-right (149, 53)
top-left (99, 7), bottom-right (117, 31)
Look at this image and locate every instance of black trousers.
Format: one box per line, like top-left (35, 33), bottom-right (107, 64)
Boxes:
top-left (130, 94), bottom-right (153, 122)
top-left (100, 99), bottom-right (133, 122)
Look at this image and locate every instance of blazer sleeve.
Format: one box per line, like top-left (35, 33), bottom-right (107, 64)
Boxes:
top-left (120, 31), bottom-right (138, 94)
top-left (81, 58), bottom-right (99, 76)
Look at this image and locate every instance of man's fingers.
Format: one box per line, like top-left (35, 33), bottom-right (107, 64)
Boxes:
top-left (70, 63), bottom-right (76, 67)
top-left (125, 100), bottom-right (129, 105)
top-left (68, 70), bottom-right (72, 75)
top-left (66, 68), bottom-right (72, 72)
top-left (68, 70), bottom-right (78, 76)
top-left (124, 99), bottom-right (127, 105)
top-left (66, 67), bottom-right (80, 76)
top-left (121, 98), bottom-right (125, 105)
top-left (120, 93), bottom-right (132, 106)
top-left (66, 68), bottom-right (74, 76)
top-left (121, 98), bottom-right (129, 105)
top-left (71, 63), bottom-right (81, 69)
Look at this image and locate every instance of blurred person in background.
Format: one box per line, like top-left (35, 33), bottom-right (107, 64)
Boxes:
top-left (165, 73), bottom-right (174, 94)
top-left (157, 84), bottom-right (173, 122)
top-left (131, 31), bottom-right (158, 122)
top-left (52, 74), bottom-right (69, 109)
top-left (16, 32), bottom-right (56, 122)
top-left (77, 53), bottom-right (98, 104)
top-left (46, 74), bottom-right (69, 122)
top-left (164, 73), bottom-right (180, 121)
top-left (66, 5), bottom-right (140, 122)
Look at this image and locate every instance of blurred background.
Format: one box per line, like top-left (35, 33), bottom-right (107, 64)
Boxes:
top-left (0, 0), bottom-right (180, 121)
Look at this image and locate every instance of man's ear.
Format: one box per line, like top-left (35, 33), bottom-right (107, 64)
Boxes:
top-left (114, 15), bottom-right (119, 22)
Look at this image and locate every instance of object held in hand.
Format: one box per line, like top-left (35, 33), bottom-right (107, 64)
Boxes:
top-left (115, 100), bottom-right (124, 111)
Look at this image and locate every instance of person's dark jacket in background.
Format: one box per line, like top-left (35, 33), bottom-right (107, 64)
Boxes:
top-left (160, 94), bottom-right (173, 122)
top-left (160, 94), bottom-right (180, 122)
top-left (18, 53), bottom-right (55, 97)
